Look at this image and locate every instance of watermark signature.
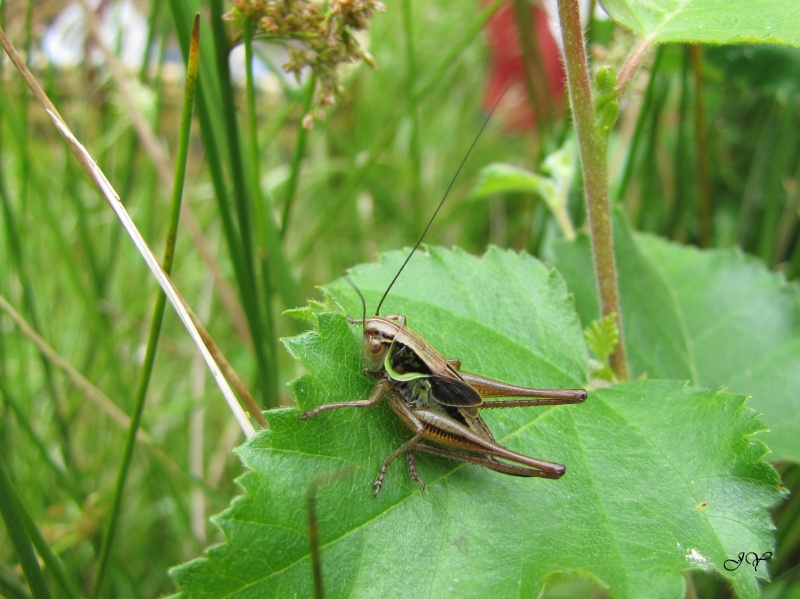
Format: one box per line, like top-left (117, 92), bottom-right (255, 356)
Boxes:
top-left (723, 551), bottom-right (772, 572)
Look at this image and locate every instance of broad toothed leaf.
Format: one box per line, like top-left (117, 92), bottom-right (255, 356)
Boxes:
top-left (171, 247), bottom-right (782, 599)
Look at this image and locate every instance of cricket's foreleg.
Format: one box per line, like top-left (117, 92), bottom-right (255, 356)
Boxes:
top-left (299, 378), bottom-right (392, 420)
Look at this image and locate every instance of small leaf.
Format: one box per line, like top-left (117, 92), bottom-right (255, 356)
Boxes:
top-left (170, 248), bottom-right (781, 598)
top-left (283, 294), bottom-right (341, 324)
top-left (600, 0), bottom-right (800, 47)
top-left (585, 312), bottom-right (619, 363)
top-left (471, 162), bottom-right (555, 199)
top-left (585, 313), bottom-right (619, 382)
top-left (470, 145), bottom-right (579, 240)
top-left (594, 66), bottom-right (619, 136)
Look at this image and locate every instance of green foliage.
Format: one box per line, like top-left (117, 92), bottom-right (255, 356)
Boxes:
top-left (594, 66), bottom-right (619, 137)
top-left (2, 0), bottom-right (799, 597)
top-left (170, 249), bottom-right (782, 599)
top-left (553, 211), bottom-right (800, 463)
top-left (706, 46), bottom-right (800, 97)
top-left (600, 0), bottom-right (800, 46)
top-left (584, 313), bottom-right (619, 382)
top-left (471, 142), bottom-right (579, 239)
top-left (472, 162), bottom-right (555, 199)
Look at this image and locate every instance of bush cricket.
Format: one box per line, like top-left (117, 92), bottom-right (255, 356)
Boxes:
top-left (300, 103), bottom-right (587, 496)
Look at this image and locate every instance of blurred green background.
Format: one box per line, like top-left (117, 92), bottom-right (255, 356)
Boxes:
top-left (0, 0), bottom-right (799, 596)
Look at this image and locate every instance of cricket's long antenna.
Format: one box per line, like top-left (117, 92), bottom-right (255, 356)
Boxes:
top-left (374, 91), bottom-right (507, 316)
top-left (345, 275), bottom-right (367, 326)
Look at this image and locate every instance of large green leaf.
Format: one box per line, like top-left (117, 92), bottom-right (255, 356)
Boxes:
top-left (170, 247), bottom-right (781, 598)
top-left (600, 0), bottom-right (800, 47)
top-left (552, 213), bottom-right (800, 463)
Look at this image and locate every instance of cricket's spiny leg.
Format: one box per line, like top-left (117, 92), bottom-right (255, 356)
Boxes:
top-left (406, 450), bottom-right (425, 490)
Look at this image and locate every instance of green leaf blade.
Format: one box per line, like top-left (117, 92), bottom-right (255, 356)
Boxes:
top-left (600, 0), bottom-right (800, 47)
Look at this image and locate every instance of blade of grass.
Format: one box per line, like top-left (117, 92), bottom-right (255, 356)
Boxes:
top-left (637, 68), bottom-right (672, 231)
top-left (0, 379), bottom-right (81, 502)
top-left (91, 16), bottom-right (202, 596)
top-left (736, 101), bottom-right (774, 250)
top-left (667, 46), bottom-right (692, 238)
top-left (173, 1), bottom-right (298, 407)
top-left (774, 465), bottom-right (800, 573)
top-left (9, 480), bottom-right (80, 599)
top-left (761, 106), bottom-right (797, 267)
top-left (207, 0), bottom-right (268, 367)
top-left (0, 293), bottom-right (225, 502)
top-left (690, 45), bottom-right (711, 248)
top-left (0, 24), bottom-right (255, 436)
top-left (0, 98), bottom-right (73, 473)
top-left (775, 167), bottom-right (800, 270)
top-left (243, 18), bottom-right (280, 405)
top-left (169, 0), bottom-right (250, 317)
top-left (401, 0), bottom-right (423, 231)
top-left (26, 158), bottom-right (129, 400)
top-left (280, 72), bottom-right (317, 239)
top-left (0, 463), bottom-right (52, 599)
top-left (153, 1), bottom-right (256, 346)
top-left (613, 46), bottom-right (663, 204)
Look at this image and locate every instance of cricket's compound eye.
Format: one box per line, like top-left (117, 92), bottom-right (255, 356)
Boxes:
top-left (366, 334), bottom-right (385, 357)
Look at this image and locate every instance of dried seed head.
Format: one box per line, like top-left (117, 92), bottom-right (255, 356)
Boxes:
top-left (226, 0), bottom-right (385, 125)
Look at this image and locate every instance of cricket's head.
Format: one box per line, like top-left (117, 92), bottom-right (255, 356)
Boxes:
top-left (344, 277), bottom-right (408, 374)
top-left (359, 315), bottom-right (406, 374)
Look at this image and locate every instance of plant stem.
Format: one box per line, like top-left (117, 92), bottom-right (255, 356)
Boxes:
top-left (280, 73), bottom-right (316, 238)
top-left (243, 19), bottom-right (279, 407)
top-left (556, 0), bottom-right (628, 380)
top-left (614, 46), bottom-right (663, 204)
top-left (616, 37), bottom-right (654, 98)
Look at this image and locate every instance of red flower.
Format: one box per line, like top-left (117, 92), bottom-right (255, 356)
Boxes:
top-left (483, 1), bottom-right (566, 130)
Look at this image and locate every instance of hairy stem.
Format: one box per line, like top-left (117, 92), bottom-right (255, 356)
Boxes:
top-left (556, 0), bottom-right (628, 379)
